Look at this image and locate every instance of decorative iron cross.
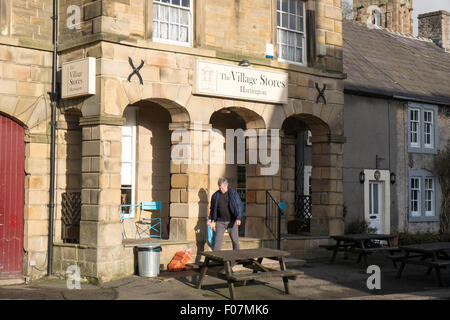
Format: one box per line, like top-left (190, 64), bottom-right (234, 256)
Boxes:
top-left (128, 57), bottom-right (144, 85)
top-left (315, 82), bottom-right (327, 104)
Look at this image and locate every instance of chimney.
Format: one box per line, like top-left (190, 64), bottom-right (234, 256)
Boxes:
top-left (418, 10), bottom-right (450, 51)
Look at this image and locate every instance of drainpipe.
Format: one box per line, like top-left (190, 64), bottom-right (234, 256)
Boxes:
top-left (47, 0), bottom-right (58, 276)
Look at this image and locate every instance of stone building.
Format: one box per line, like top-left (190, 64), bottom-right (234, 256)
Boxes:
top-left (0, 0), bottom-right (345, 283)
top-left (353, 0), bottom-right (413, 35)
top-left (343, 10), bottom-right (450, 235)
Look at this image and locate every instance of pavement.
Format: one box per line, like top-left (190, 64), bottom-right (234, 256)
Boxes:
top-left (1, 254), bottom-right (450, 301)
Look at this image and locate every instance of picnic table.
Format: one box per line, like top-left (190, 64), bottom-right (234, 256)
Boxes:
top-left (321, 233), bottom-right (399, 267)
top-left (395, 242), bottom-right (450, 286)
top-left (191, 248), bottom-right (303, 300)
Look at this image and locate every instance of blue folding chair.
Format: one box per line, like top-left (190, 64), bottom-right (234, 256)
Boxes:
top-left (120, 204), bottom-right (140, 239)
top-left (135, 201), bottom-right (162, 239)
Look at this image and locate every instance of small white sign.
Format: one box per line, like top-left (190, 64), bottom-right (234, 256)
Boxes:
top-left (266, 43), bottom-right (274, 59)
top-left (194, 60), bottom-right (288, 104)
top-left (61, 57), bottom-right (96, 99)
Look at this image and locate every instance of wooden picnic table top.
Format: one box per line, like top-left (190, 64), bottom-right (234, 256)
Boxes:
top-left (197, 248), bottom-right (297, 300)
top-left (399, 242), bottom-right (450, 253)
top-left (200, 248), bottom-right (291, 262)
top-left (331, 233), bottom-right (396, 242)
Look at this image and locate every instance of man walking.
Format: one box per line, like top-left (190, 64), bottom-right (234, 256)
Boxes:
top-left (207, 177), bottom-right (243, 250)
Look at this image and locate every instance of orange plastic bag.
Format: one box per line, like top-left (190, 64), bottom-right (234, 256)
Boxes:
top-left (168, 249), bottom-right (193, 271)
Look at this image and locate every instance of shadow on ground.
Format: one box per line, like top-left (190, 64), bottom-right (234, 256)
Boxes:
top-left (1, 253), bottom-right (449, 300)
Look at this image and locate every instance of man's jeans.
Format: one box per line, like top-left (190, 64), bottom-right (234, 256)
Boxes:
top-left (213, 220), bottom-right (240, 250)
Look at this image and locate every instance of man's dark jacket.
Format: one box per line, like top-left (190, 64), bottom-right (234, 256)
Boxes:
top-left (208, 187), bottom-right (243, 222)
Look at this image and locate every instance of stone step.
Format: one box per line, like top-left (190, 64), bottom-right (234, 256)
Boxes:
top-left (0, 278), bottom-right (25, 286)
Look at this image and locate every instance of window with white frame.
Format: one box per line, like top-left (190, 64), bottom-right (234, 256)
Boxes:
top-left (121, 108), bottom-right (137, 216)
top-left (153, 0), bottom-right (192, 46)
top-left (409, 108), bottom-right (420, 147)
top-left (407, 102), bottom-right (438, 153)
top-left (277, 0), bottom-right (306, 65)
top-left (424, 177), bottom-right (434, 217)
top-left (423, 110), bottom-right (433, 148)
top-left (409, 177), bottom-right (420, 217)
top-left (408, 170), bottom-right (439, 222)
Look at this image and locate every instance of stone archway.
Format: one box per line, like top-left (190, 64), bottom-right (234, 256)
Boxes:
top-left (281, 113), bottom-right (344, 237)
top-left (209, 107), bottom-right (267, 237)
top-left (74, 80), bottom-right (194, 280)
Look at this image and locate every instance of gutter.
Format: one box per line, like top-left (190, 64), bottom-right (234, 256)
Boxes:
top-left (344, 87), bottom-right (450, 106)
top-left (47, 0), bottom-right (58, 276)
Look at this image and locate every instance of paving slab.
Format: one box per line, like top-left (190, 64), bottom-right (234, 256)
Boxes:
top-left (0, 254), bottom-right (449, 300)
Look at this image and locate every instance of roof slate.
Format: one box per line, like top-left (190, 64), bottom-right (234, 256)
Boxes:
top-left (343, 21), bottom-right (450, 105)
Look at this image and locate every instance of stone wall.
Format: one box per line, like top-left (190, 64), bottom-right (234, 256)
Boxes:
top-left (0, 42), bottom-right (52, 280)
top-left (395, 103), bottom-right (450, 234)
top-left (56, 0), bottom-right (343, 73)
top-left (59, 0), bottom-right (148, 46)
top-left (418, 10), bottom-right (450, 51)
top-left (0, 0), bottom-right (52, 48)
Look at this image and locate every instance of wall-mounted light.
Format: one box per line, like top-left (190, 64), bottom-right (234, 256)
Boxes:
top-left (359, 171), bottom-right (365, 184)
top-left (390, 172), bottom-right (397, 184)
top-left (238, 59), bottom-right (251, 67)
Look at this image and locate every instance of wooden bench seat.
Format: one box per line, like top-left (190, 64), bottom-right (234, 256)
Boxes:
top-left (352, 246), bottom-right (400, 253)
top-left (185, 262), bottom-right (224, 269)
top-left (319, 244), bottom-right (354, 251)
top-left (229, 269), bottom-right (303, 282)
top-left (396, 257), bottom-right (450, 286)
top-left (397, 259), bottom-right (450, 268)
top-left (385, 253), bottom-right (424, 261)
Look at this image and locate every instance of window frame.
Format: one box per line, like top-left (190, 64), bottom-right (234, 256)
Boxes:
top-left (407, 102), bottom-right (438, 154)
top-left (0, 0), bottom-right (11, 36)
top-left (276, 0), bottom-right (307, 67)
top-left (408, 170), bottom-right (439, 223)
top-left (423, 109), bottom-right (434, 149)
top-left (121, 107), bottom-right (138, 218)
top-left (152, 0), bottom-right (193, 47)
top-left (409, 107), bottom-right (420, 148)
top-left (424, 177), bottom-right (434, 217)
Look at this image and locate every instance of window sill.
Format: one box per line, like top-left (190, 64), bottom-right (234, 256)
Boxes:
top-left (407, 146), bottom-right (438, 154)
top-left (408, 216), bottom-right (440, 223)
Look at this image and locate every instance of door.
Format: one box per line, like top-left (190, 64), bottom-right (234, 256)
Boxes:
top-left (0, 115), bottom-right (25, 279)
top-left (368, 182), bottom-right (382, 234)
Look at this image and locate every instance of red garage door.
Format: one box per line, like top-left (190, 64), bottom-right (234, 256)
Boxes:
top-left (0, 115), bottom-right (25, 279)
